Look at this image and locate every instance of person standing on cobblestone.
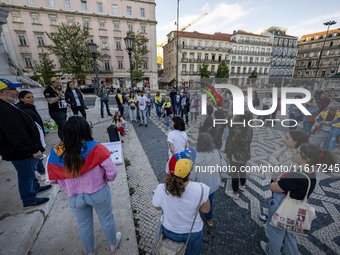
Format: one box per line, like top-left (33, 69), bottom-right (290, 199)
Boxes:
top-left (0, 79), bottom-right (51, 208)
top-left (153, 149), bottom-right (210, 255)
top-left (99, 81), bottom-right (113, 118)
top-left (137, 90), bottom-right (148, 127)
top-left (224, 111), bottom-right (253, 199)
top-left (260, 143), bottom-right (335, 255)
top-left (190, 132), bottom-right (225, 227)
top-left (47, 116), bottom-right (121, 255)
top-left (44, 77), bottom-right (67, 140)
top-left (155, 91), bottom-right (163, 119)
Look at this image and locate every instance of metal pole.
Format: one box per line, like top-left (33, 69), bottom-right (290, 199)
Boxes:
top-left (128, 50), bottom-right (133, 88)
top-left (93, 54), bottom-right (100, 95)
top-left (176, 0), bottom-right (179, 91)
top-left (314, 21), bottom-right (336, 79)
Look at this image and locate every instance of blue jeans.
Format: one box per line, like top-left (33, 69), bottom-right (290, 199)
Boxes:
top-left (204, 193), bottom-right (214, 221)
top-left (165, 114), bottom-right (170, 128)
top-left (36, 159), bottom-right (46, 175)
top-left (156, 104), bottom-right (162, 118)
top-left (265, 192), bottom-right (298, 255)
top-left (162, 226), bottom-right (203, 255)
top-left (303, 121), bottom-right (314, 138)
top-left (329, 128), bottom-right (340, 151)
top-left (68, 184), bottom-right (118, 254)
top-left (175, 104), bottom-right (181, 116)
top-left (49, 111), bottom-right (67, 140)
top-left (100, 98), bottom-right (112, 117)
top-left (139, 109), bottom-right (147, 125)
top-left (12, 157), bottom-right (40, 205)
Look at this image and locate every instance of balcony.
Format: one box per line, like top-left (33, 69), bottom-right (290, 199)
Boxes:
top-left (189, 58), bottom-right (195, 62)
top-left (181, 71), bottom-right (188, 75)
top-left (237, 39), bottom-right (271, 46)
top-left (181, 58), bottom-right (188, 62)
top-left (196, 58), bottom-right (203, 63)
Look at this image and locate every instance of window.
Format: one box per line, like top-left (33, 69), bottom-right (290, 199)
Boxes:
top-left (181, 64), bottom-right (187, 72)
top-left (83, 18), bottom-right (90, 28)
top-left (64, 0), bottom-right (71, 9)
top-left (189, 64), bottom-right (194, 74)
top-left (104, 60), bottom-right (110, 71)
top-left (143, 58), bottom-right (148, 69)
top-left (46, 0), bottom-right (54, 7)
top-left (36, 35), bottom-right (45, 46)
top-left (197, 65), bottom-right (201, 72)
top-left (49, 15), bottom-right (57, 25)
top-left (8, 0), bottom-right (18, 3)
top-left (140, 8), bottom-right (145, 17)
top-left (24, 55), bottom-right (33, 67)
top-left (28, 0), bottom-right (36, 5)
top-left (18, 34), bottom-right (27, 46)
top-left (211, 65), bottom-right (215, 73)
top-left (128, 23), bottom-right (133, 32)
top-left (11, 12), bottom-right (21, 22)
top-left (205, 53), bottom-right (209, 61)
top-left (99, 19), bottom-right (106, 29)
top-left (113, 22), bottom-right (120, 30)
top-left (101, 39), bottom-right (108, 49)
top-left (81, 0), bottom-right (87, 11)
top-left (127, 6), bottom-right (132, 16)
top-left (97, 2), bottom-right (103, 13)
top-left (66, 17), bottom-right (74, 26)
top-left (31, 13), bottom-right (40, 24)
top-left (115, 39), bottom-right (121, 50)
top-left (117, 58), bottom-right (123, 69)
top-left (141, 25), bottom-right (146, 33)
top-left (112, 4), bottom-right (118, 15)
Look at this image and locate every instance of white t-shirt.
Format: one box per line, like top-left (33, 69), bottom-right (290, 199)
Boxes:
top-left (137, 95), bottom-right (147, 110)
top-left (152, 182), bottom-right (210, 234)
top-left (167, 130), bottom-right (188, 158)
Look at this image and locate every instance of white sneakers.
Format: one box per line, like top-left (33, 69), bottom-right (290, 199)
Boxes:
top-left (110, 232), bottom-right (122, 254)
top-left (239, 185), bottom-right (246, 192)
top-left (260, 240), bottom-right (268, 255)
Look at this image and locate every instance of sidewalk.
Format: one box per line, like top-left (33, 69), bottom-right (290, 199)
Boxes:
top-left (0, 106), bottom-right (138, 255)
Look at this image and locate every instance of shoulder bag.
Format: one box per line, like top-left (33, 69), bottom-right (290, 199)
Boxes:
top-left (269, 173), bottom-right (316, 236)
top-left (154, 183), bottom-right (204, 255)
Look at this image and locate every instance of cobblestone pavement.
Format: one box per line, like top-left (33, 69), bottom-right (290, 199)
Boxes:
top-left (130, 109), bottom-right (339, 255)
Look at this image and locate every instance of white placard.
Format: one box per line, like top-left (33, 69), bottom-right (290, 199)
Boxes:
top-left (102, 141), bottom-right (123, 165)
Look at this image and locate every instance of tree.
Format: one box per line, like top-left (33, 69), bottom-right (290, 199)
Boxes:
top-left (249, 70), bottom-right (258, 87)
top-left (200, 64), bottom-right (210, 78)
top-left (215, 60), bottom-right (229, 78)
top-left (128, 31), bottom-right (149, 83)
top-left (33, 50), bottom-right (56, 87)
top-left (46, 23), bottom-right (94, 79)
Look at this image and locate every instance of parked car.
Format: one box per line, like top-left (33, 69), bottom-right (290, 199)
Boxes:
top-left (80, 84), bottom-right (95, 94)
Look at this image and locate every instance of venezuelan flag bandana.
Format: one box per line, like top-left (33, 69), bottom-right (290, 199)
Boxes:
top-left (47, 140), bottom-right (110, 181)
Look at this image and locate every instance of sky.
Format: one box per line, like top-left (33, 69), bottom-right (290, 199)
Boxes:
top-left (155, 0), bottom-right (340, 44)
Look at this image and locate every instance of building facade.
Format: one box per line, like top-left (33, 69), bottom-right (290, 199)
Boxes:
top-left (161, 31), bottom-right (231, 87)
top-left (294, 28), bottom-right (340, 78)
top-left (262, 26), bottom-right (298, 78)
top-left (0, 0), bottom-right (158, 90)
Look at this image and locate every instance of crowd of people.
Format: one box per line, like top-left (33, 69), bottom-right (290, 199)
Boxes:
top-left (0, 76), bottom-right (339, 255)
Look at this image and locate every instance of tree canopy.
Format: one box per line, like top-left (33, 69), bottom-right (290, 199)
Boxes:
top-left (46, 23), bottom-right (94, 79)
top-left (215, 60), bottom-right (229, 78)
top-left (33, 50), bottom-right (56, 87)
top-left (200, 64), bottom-right (210, 78)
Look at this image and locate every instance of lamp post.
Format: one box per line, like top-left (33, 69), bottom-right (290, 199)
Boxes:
top-left (124, 34), bottom-right (134, 89)
top-left (87, 40), bottom-right (100, 95)
top-left (176, 0), bottom-right (180, 91)
top-left (314, 20), bottom-right (337, 78)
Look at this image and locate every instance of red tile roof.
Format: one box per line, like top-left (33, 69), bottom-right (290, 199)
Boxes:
top-left (300, 28), bottom-right (340, 41)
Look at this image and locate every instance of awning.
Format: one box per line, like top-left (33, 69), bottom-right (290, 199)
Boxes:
top-left (159, 75), bottom-right (175, 83)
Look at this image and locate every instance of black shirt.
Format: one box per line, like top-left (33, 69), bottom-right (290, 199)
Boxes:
top-left (278, 172), bottom-right (316, 200)
top-left (44, 86), bottom-right (67, 113)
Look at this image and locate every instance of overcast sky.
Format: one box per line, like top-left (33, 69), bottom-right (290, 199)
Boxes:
top-left (155, 0), bottom-right (340, 43)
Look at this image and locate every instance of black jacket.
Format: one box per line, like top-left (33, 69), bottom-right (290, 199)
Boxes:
top-left (16, 102), bottom-right (45, 135)
top-left (65, 88), bottom-right (85, 108)
top-left (0, 99), bottom-right (44, 161)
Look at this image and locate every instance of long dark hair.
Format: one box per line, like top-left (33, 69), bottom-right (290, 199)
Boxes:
top-left (164, 174), bottom-right (189, 198)
top-left (172, 116), bottom-right (185, 131)
top-left (62, 116), bottom-right (93, 176)
top-left (66, 81), bottom-right (75, 91)
top-left (289, 130), bottom-right (308, 149)
top-left (196, 132), bottom-right (215, 152)
top-left (299, 143), bottom-right (335, 167)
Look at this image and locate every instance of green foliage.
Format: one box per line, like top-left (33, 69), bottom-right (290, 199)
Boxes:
top-left (127, 31), bottom-right (149, 82)
top-left (200, 64), bottom-right (210, 78)
top-left (33, 50), bottom-right (56, 87)
top-left (215, 60), bottom-right (229, 78)
top-left (249, 70), bottom-right (258, 79)
top-left (46, 23), bottom-right (94, 79)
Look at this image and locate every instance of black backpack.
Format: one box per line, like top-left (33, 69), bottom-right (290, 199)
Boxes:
top-left (107, 125), bottom-right (120, 142)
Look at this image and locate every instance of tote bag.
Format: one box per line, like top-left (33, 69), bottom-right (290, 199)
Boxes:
top-left (270, 173), bottom-right (315, 236)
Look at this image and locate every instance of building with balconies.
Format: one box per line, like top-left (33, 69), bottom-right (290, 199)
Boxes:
top-left (228, 30), bottom-right (272, 86)
top-left (262, 26), bottom-right (298, 78)
top-left (294, 28), bottom-right (340, 78)
top-left (161, 31), bottom-right (232, 87)
top-left (0, 0), bottom-right (158, 90)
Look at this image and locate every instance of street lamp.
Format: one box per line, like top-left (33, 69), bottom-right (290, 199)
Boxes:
top-left (176, 0), bottom-right (180, 91)
top-left (88, 40), bottom-right (100, 95)
top-left (124, 34), bottom-right (134, 89)
top-left (314, 20), bottom-right (337, 78)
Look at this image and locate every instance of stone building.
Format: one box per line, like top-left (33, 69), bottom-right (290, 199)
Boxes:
top-left (294, 28), bottom-right (340, 78)
top-left (0, 0), bottom-right (158, 90)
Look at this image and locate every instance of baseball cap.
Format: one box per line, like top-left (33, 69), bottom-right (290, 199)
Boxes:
top-left (0, 78), bottom-right (22, 90)
top-left (168, 148), bottom-right (196, 178)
